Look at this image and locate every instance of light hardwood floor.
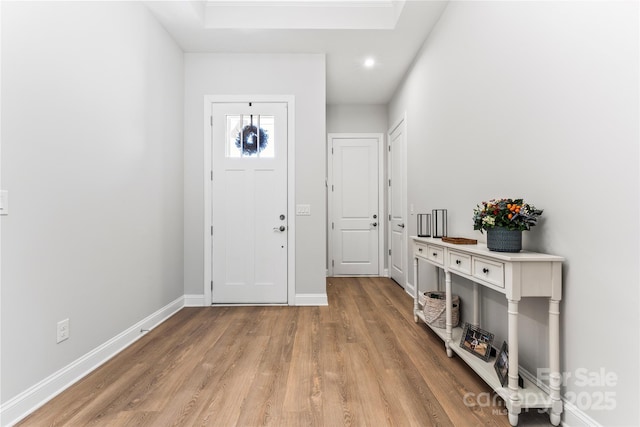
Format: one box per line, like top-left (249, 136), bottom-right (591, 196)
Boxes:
top-left (18, 277), bottom-right (550, 426)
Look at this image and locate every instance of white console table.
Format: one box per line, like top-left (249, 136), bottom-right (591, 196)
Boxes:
top-left (411, 236), bottom-right (564, 426)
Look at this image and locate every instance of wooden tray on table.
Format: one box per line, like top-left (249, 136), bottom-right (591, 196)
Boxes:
top-left (441, 237), bottom-right (478, 245)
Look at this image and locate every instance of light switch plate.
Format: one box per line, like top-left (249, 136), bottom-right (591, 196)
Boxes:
top-left (0, 190), bottom-right (8, 216)
top-left (296, 204), bottom-right (311, 216)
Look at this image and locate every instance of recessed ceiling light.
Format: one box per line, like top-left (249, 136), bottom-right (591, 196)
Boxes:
top-left (364, 58), bottom-right (375, 68)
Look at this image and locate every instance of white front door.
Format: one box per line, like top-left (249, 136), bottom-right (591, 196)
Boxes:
top-left (211, 102), bottom-right (288, 304)
top-left (329, 135), bottom-right (380, 275)
top-left (388, 119), bottom-right (406, 287)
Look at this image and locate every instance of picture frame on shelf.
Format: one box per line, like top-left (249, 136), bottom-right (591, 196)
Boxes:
top-left (493, 341), bottom-right (524, 388)
top-left (494, 341), bottom-right (509, 386)
top-left (460, 322), bottom-right (494, 362)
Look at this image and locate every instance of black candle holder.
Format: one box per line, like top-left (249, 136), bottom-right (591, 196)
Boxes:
top-left (417, 214), bottom-right (431, 237)
top-left (432, 209), bottom-right (448, 238)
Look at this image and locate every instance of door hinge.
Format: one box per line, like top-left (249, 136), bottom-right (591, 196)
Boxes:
top-left (332, 184), bottom-right (334, 192)
top-left (331, 147), bottom-right (334, 154)
top-left (389, 249), bottom-right (391, 256)
top-left (211, 170), bottom-right (213, 181)
top-left (332, 222), bottom-right (334, 230)
top-left (332, 260), bottom-right (334, 267)
top-left (388, 214), bottom-right (391, 221)
top-left (210, 116), bottom-right (213, 126)
top-left (211, 226), bottom-right (213, 236)
top-left (211, 280), bottom-right (213, 291)
top-left (388, 179), bottom-right (391, 187)
top-left (388, 145), bottom-right (391, 152)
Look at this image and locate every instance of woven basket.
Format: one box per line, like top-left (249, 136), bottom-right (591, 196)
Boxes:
top-left (422, 291), bottom-right (460, 329)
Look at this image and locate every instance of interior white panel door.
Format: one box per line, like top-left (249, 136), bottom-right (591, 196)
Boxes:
top-left (332, 137), bottom-right (379, 275)
top-left (211, 102), bottom-right (288, 303)
top-left (389, 121), bottom-right (406, 287)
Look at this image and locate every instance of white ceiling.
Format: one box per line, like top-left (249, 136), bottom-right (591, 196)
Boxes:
top-left (145, 0), bottom-right (449, 104)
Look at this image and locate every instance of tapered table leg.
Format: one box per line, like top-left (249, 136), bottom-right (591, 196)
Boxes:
top-left (473, 282), bottom-right (479, 326)
top-left (507, 299), bottom-right (521, 426)
top-left (413, 256), bottom-right (419, 323)
top-left (445, 270), bottom-right (453, 357)
top-left (549, 298), bottom-right (562, 425)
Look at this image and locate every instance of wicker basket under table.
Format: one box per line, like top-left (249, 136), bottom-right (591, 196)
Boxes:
top-left (419, 291), bottom-right (460, 329)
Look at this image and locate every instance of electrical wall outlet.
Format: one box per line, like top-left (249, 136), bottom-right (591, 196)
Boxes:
top-left (57, 318), bottom-right (69, 343)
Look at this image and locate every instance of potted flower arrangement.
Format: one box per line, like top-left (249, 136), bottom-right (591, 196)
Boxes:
top-left (472, 198), bottom-right (543, 252)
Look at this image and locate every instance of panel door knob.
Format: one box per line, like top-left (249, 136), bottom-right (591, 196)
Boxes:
top-left (274, 225), bottom-right (286, 232)
top-left (398, 223), bottom-right (405, 228)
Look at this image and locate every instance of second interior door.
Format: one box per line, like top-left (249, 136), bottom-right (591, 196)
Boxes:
top-left (331, 135), bottom-right (379, 275)
top-left (388, 120), bottom-right (406, 287)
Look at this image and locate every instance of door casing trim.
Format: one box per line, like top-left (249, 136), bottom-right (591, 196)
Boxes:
top-left (204, 95), bottom-right (296, 305)
top-left (327, 133), bottom-right (385, 277)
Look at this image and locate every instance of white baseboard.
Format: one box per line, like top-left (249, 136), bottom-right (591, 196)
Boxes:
top-left (184, 294), bottom-right (206, 307)
top-left (382, 268), bottom-right (389, 277)
top-left (560, 400), bottom-right (603, 427)
top-left (295, 293), bottom-right (328, 306)
top-left (405, 280), bottom-right (415, 297)
top-left (0, 296), bottom-right (184, 427)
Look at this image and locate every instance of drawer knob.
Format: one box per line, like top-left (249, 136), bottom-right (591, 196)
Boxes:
top-left (482, 267), bottom-right (489, 274)
top-left (456, 259), bottom-right (461, 265)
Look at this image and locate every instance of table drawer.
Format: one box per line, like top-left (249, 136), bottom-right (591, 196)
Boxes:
top-left (427, 245), bottom-right (444, 265)
top-left (448, 250), bottom-right (471, 275)
top-left (472, 257), bottom-right (505, 288)
top-left (414, 242), bottom-right (428, 259)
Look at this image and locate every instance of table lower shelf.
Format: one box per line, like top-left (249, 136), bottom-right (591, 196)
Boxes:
top-left (415, 309), bottom-right (553, 410)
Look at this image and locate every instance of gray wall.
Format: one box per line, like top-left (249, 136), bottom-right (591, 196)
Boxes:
top-left (183, 53), bottom-right (327, 298)
top-left (389, 1), bottom-right (639, 425)
top-left (326, 104), bottom-right (388, 134)
top-left (1, 2), bottom-right (185, 403)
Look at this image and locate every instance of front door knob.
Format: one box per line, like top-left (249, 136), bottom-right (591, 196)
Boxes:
top-left (273, 225), bottom-right (286, 232)
top-left (398, 223), bottom-right (405, 228)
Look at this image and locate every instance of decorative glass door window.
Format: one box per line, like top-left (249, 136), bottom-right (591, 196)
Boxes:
top-left (226, 114), bottom-right (275, 158)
